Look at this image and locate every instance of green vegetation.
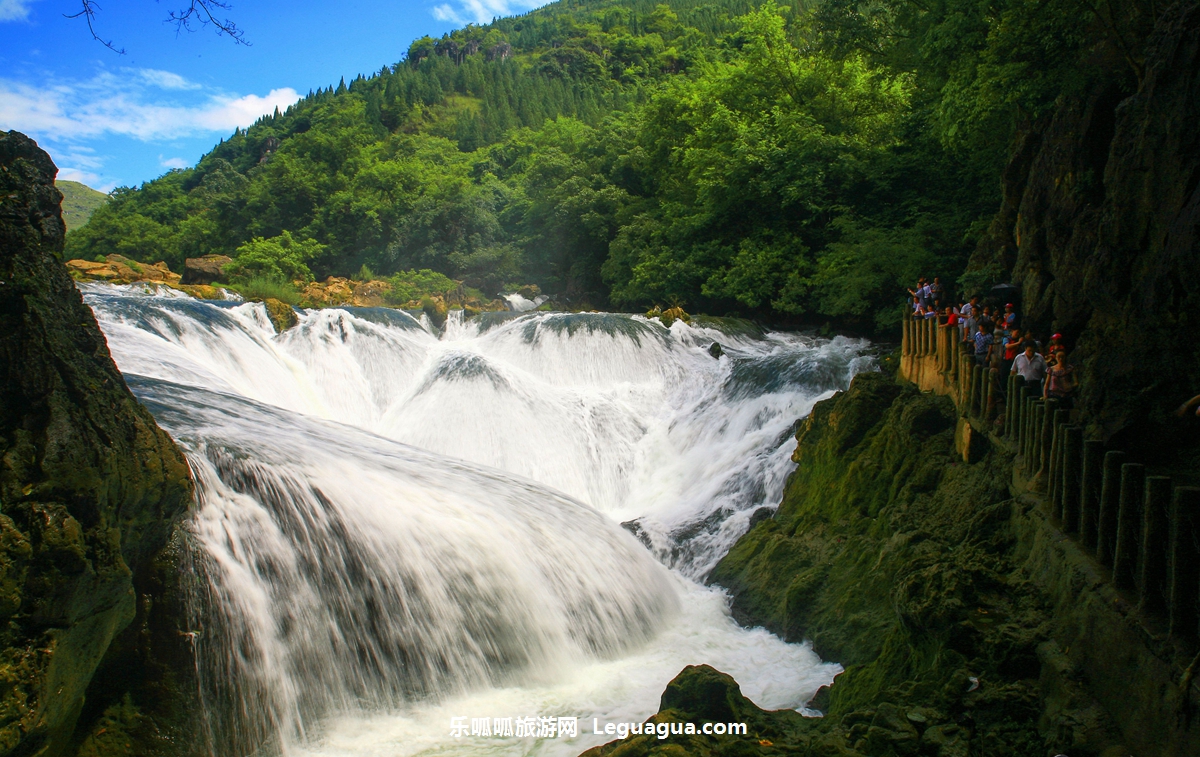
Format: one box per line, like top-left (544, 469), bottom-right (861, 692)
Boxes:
top-left (65, 0), bottom-right (1153, 330)
top-left (705, 373), bottom-right (1105, 755)
top-left (224, 230), bottom-right (324, 284)
top-left (385, 268), bottom-right (458, 304)
top-left (56, 180), bottom-right (109, 232)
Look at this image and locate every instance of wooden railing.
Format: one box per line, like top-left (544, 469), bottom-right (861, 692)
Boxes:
top-left (900, 312), bottom-right (1200, 640)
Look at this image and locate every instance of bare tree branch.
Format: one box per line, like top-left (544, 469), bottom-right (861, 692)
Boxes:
top-left (166, 0), bottom-right (249, 46)
top-left (64, 0), bottom-right (125, 55)
top-left (66, 0), bottom-right (250, 54)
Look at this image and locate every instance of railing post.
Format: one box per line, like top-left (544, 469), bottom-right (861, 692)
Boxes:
top-left (1137, 476), bottom-right (1172, 616)
top-left (1169, 487), bottom-right (1200, 638)
top-left (1030, 403), bottom-right (1045, 478)
top-left (969, 365), bottom-right (981, 418)
top-left (1042, 403), bottom-right (1062, 480)
top-left (902, 315), bottom-right (910, 356)
top-left (1096, 451), bottom-right (1126, 565)
top-left (1047, 405), bottom-right (1066, 512)
top-left (986, 369), bottom-right (997, 420)
top-left (1005, 374), bottom-right (1016, 437)
top-left (1080, 440), bottom-right (1104, 549)
top-left (1014, 386), bottom-right (1027, 445)
top-left (1023, 399), bottom-right (1039, 472)
top-left (943, 327), bottom-right (952, 373)
top-left (1019, 396), bottom-right (1030, 464)
top-left (1061, 426), bottom-right (1083, 533)
top-left (1113, 463), bottom-right (1146, 591)
top-left (976, 364), bottom-right (987, 418)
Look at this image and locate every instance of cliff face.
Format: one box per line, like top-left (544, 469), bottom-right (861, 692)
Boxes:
top-left (0, 132), bottom-right (194, 754)
top-left (970, 1), bottom-right (1200, 448)
top-left (709, 374), bottom-right (1097, 756)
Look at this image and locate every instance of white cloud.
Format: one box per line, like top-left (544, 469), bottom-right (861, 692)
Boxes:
top-left (0, 0), bottom-right (33, 23)
top-left (431, 0), bottom-right (547, 26)
top-left (0, 70), bottom-right (300, 142)
top-left (160, 155), bottom-right (189, 169)
top-left (431, 4), bottom-right (464, 23)
top-left (136, 68), bottom-right (202, 91)
top-left (57, 166), bottom-right (105, 188)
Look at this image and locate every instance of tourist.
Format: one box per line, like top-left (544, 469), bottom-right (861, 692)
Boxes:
top-left (989, 328), bottom-right (1007, 373)
top-left (1011, 342), bottom-right (1048, 394)
top-left (1044, 347), bottom-right (1077, 408)
top-left (963, 307), bottom-right (978, 346)
top-left (1048, 332), bottom-right (1064, 354)
top-left (974, 326), bottom-right (993, 366)
top-left (931, 277), bottom-right (944, 310)
top-left (1003, 303), bottom-right (1017, 329)
top-left (1004, 328), bottom-right (1024, 363)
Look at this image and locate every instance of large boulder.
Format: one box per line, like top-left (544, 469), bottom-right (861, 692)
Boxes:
top-left (0, 131), bottom-right (194, 754)
top-left (181, 254), bottom-right (232, 285)
top-left (66, 255), bottom-right (181, 286)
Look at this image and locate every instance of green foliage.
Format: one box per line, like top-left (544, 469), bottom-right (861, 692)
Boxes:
top-left (385, 268), bottom-right (457, 304)
top-left (56, 180), bottom-right (109, 232)
top-left (63, 0), bottom-right (1140, 331)
top-left (225, 277), bottom-right (302, 305)
top-left (225, 231), bottom-right (324, 283)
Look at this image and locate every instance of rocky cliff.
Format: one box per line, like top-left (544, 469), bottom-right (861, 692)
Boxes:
top-left (969, 0), bottom-right (1200, 454)
top-left (0, 131), bottom-right (195, 755)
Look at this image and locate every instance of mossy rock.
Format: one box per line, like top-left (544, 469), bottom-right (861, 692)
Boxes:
top-left (1, 132), bottom-right (195, 755)
top-left (263, 298), bottom-right (298, 333)
top-left (705, 371), bottom-right (1116, 755)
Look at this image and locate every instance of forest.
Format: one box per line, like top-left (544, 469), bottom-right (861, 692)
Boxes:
top-left (66, 0), bottom-right (1150, 331)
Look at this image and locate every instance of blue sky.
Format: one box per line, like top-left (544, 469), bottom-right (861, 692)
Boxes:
top-left (0, 0), bottom-right (548, 190)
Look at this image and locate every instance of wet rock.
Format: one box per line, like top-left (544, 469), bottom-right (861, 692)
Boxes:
top-left (708, 341), bottom-right (724, 359)
top-left (0, 131), bottom-right (194, 754)
top-left (66, 254), bottom-right (182, 286)
top-left (921, 724), bottom-right (968, 757)
top-left (181, 254), bottom-right (232, 285)
top-left (263, 298), bottom-right (298, 333)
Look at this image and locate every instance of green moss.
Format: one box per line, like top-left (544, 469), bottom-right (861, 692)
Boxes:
top-left (2, 132), bottom-right (195, 755)
top-left (703, 372), bottom-right (1109, 755)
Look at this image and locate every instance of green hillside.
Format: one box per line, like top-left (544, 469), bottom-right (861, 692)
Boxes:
top-left (64, 0), bottom-right (1145, 328)
top-left (56, 180), bottom-right (109, 232)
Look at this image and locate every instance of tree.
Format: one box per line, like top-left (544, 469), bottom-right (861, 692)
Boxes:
top-left (68, 0), bottom-right (247, 54)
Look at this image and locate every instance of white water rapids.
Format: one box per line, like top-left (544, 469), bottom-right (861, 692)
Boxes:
top-left (83, 284), bottom-right (874, 757)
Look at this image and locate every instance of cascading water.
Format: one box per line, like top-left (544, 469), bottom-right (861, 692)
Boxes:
top-left (83, 284), bottom-right (875, 756)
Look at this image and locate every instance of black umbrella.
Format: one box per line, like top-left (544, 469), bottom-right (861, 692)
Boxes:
top-left (991, 283), bottom-right (1020, 307)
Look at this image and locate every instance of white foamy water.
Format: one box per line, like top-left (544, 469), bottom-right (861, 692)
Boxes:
top-left (84, 284), bottom-right (873, 756)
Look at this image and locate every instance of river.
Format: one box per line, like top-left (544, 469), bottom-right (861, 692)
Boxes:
top-left (83, 284), bottom-right (873, 757)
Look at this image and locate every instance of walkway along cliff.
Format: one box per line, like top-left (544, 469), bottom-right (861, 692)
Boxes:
top-left (584, 4), bottom-right (1200, 755)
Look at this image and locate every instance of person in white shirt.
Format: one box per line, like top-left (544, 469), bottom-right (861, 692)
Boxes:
top-left (1010, 342), bottom-right (1048, 393)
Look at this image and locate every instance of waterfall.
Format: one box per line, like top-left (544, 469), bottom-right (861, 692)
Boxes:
top-left (83, 284), bottom-right (872, 756)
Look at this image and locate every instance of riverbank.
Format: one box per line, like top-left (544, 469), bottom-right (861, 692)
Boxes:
top-left (582, 361), bottom-right (1198, 757)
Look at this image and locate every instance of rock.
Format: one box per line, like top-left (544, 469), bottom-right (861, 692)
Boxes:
top-left (580, 665), bottom-right (813, 757)
top-left (708, 341), bottom-right (724, 359)
top-left (263, 298), bottom-right (298, 333)
top-left (922, 724), bottom-right (969, 757)
top-left (65, 254), bottom-right (181, 286)
top-left (181, 254), bottom-right (232, 285)
top-left (176, 283), bottom-right (226, 300)
top-left (965, 2), bottom-right (1200, 448)
top-left (0, 132), bottom-right (194, 753)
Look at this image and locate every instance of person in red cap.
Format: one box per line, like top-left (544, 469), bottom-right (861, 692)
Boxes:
top-left (1048, 333), bottom-right (1064, 354)
top-left (1003, 303), bottom-right (1017, 330)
